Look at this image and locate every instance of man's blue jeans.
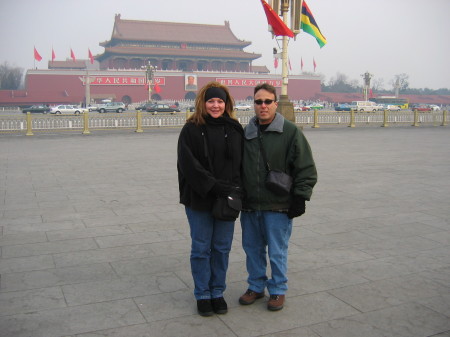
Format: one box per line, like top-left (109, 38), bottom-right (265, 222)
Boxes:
top-left (185, 207), bottom-right (235, 300)
top-left (240, 211), bottom-right (293, 295)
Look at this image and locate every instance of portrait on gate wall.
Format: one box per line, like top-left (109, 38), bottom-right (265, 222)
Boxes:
top-left (185, 74), bottom-right (197, 91)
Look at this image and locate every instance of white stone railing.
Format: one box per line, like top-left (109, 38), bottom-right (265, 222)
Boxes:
top-left (0, 110), bottom-right (447, 134)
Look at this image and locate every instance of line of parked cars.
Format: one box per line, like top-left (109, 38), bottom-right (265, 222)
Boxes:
top-left (135, 103), bottom-right (180, 114)
top-left (294, 104), bottom-right (324, 111)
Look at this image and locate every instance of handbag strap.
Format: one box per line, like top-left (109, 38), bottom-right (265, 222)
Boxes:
top-left (257, 125), bottom-right (271, 172)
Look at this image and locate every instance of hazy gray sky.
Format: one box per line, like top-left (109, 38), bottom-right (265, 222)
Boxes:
top-left (1, 0), bottom-right (449, 90)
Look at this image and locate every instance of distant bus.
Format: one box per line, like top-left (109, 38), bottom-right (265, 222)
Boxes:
top-left (369, 97), bottom-right (409, 109)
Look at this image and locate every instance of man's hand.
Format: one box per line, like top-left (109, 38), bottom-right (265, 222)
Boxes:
top-left (287, 196), bottom-right (306, 219)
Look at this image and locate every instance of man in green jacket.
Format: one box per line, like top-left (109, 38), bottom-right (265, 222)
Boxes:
top-left (239, 83), bottom-right (317, 311)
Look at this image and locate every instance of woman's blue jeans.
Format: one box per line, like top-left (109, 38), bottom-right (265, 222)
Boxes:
top-left (185, 207), bottom-right (235, 300)
top-left (240, 211), bottom-right (292, 295)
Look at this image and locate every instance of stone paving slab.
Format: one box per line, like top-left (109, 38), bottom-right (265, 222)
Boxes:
top-left (0, 127), bottom-right (449, 337)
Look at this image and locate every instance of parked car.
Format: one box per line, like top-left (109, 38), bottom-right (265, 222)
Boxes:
top-left (146, 103), bottom-right (180, 114)
top-left (334, 104), bottom-right (351, 112)
top-left (349, 101), bottom-right (384, 112)
top-left (50, 105), bottom-right (86, 115)
top-left (98, 102), bottom-right (126, 113)
top-left (429, 104), bottom-right (441, 111)
top-left (87, 104), bottom-right (98, 112)
top-left (135, 102), bottom-right (154, 111)
top-left (414, 105), bottom-right (432, 112)
top-left (22, 105), bottom-right (50, 114)
top-left (293, 104), bottom-right (304, 111)
top-left (235, 104), bottom-right (252, 111)
top-left (386, 105), bottom-right (401, 111)
top-left (305, 104), bottom-right (324, 111)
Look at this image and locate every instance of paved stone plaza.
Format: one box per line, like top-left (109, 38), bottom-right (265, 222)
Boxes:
top-left (0, 126), bottom-right (449, 337)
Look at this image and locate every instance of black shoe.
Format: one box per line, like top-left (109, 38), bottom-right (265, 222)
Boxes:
top-left (197, 299), bottom-right (213, 317)
top-left (211, 297), bottom-right (228, 314)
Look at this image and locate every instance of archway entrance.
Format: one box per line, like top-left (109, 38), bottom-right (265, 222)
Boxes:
top-left (121, 95), bottom-right (132, 105)
top-left (151, 94), bottom-right (162, 101)
top-left (185, 92), bottom-right (196, 100)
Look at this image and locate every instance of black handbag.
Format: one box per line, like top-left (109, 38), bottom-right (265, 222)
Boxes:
top-left (212, 194), bottom-right (242, 221)
top-left (257, 126), bottom-right (293, 196)
top-left (202, 127), bottom-right (242, 221)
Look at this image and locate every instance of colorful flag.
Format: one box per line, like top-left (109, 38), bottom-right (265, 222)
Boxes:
top-left (34, 47), bottom-right (42, 62)
top-left (301, 1), bottom-right (327, 48)
top-left (70, 48), bottom-right (76, 62)
top-left (88, 49), bottom-right (94, 64)
top-left (260, 0), bottom-right (294, 37)
top-left (274, 57), bottom-right (279, 69)
top-left (301, 57), bottom-right (304, 71)
top-left (313, 58), bottom-right (317, 72)
top-left (51, 48), bottom-right (56, 62)
top-left (154, 82), bottom-right (161, 94)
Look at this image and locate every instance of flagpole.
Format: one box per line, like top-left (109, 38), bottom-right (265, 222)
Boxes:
top-left (277, 0), bottom-right (295, 122)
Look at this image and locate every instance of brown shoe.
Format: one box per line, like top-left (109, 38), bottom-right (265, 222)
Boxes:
top-left (267, 294), bottom-right (285, 311)
top-left (239, 289), bottom-right (265, 305)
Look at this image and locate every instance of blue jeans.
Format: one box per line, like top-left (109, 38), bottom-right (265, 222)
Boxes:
top-left (185, 207), bottom-right (235, 300)
top-left (240, 211), bottom-right (292, 295)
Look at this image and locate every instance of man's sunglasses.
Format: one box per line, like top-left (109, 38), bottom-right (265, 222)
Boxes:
top-left (254, 99), bottom-right (275, 105)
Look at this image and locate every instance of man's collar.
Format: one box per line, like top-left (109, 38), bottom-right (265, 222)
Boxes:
top-left (244, 113), bottom-right (285, 139)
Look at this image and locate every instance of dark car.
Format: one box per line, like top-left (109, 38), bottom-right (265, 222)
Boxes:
top-left (135, 102), bottom-right (154, 111)
top-left (146, 104), bottom-right (180, 114)
top-left (22, 105), bottom-right (51, 114)
top-left (334, 104), bottom-right (351, 112)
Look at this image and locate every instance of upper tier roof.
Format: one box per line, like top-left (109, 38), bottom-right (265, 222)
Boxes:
top-left (101, 14), bottom-right (251, 47)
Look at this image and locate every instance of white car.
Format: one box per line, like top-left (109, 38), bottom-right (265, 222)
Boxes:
top-left (235, 104), bottom-right (252, 111)
top-left (386, 105), bottom-right (401, 111)
top-left (294, 104), bottom-right (304, 111)
top-left (50, 105), bottom-right (87, 114)
top-left (429, 105), bottom-right (441, 111)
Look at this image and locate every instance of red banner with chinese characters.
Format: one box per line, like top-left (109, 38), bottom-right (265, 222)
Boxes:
top-left (80, 76), bottom-right (165, 86)
top-left (216, 78), bottom-right (282, 87)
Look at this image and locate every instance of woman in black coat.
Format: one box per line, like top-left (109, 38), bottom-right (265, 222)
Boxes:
top-left (177, 81), bottom-right (243, 316)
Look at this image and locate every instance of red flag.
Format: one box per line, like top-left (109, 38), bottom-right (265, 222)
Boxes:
top-left (301, 57), bottom-right (304, 71)
top-left (88, 48), bottom-right (94, 64)
top-left (70, 48), bottom-right (76, 62)
top-left (260, 0), bottom-right (294, 37)
top-left (274, 57), bottom-right (279, 69)
top-left (313, 58), bottom-right (317, 72)
top-left (154, 82), bottom-right (161, 94)
top-left (51, 48), bottom-right (56, 62)
top-left (34, 47), bottom-right (42, 62)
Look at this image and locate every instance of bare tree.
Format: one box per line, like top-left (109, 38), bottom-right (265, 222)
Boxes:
top-left (0, 62), bottom-right (24, 90)
top-left (372, 78), bottom-right (385, 91)
top-left (390, 73), bottom-right (409, 92)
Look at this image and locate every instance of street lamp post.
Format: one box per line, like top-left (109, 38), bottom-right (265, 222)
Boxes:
top-left (270, 0), bottom-right (302, 123)
top-left (361, 71), bottom-right (372, 102)
top-left (144, 61), bottom-right (156, 102)
top-left (84, 70), bottom-right (95, 109)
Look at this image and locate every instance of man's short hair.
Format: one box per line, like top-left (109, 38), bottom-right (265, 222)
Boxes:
top-left (254, 83), bottom-right (277, 102)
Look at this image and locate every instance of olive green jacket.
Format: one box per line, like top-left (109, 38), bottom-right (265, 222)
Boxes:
top-left (242, 113), bottom-right (317, 211)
